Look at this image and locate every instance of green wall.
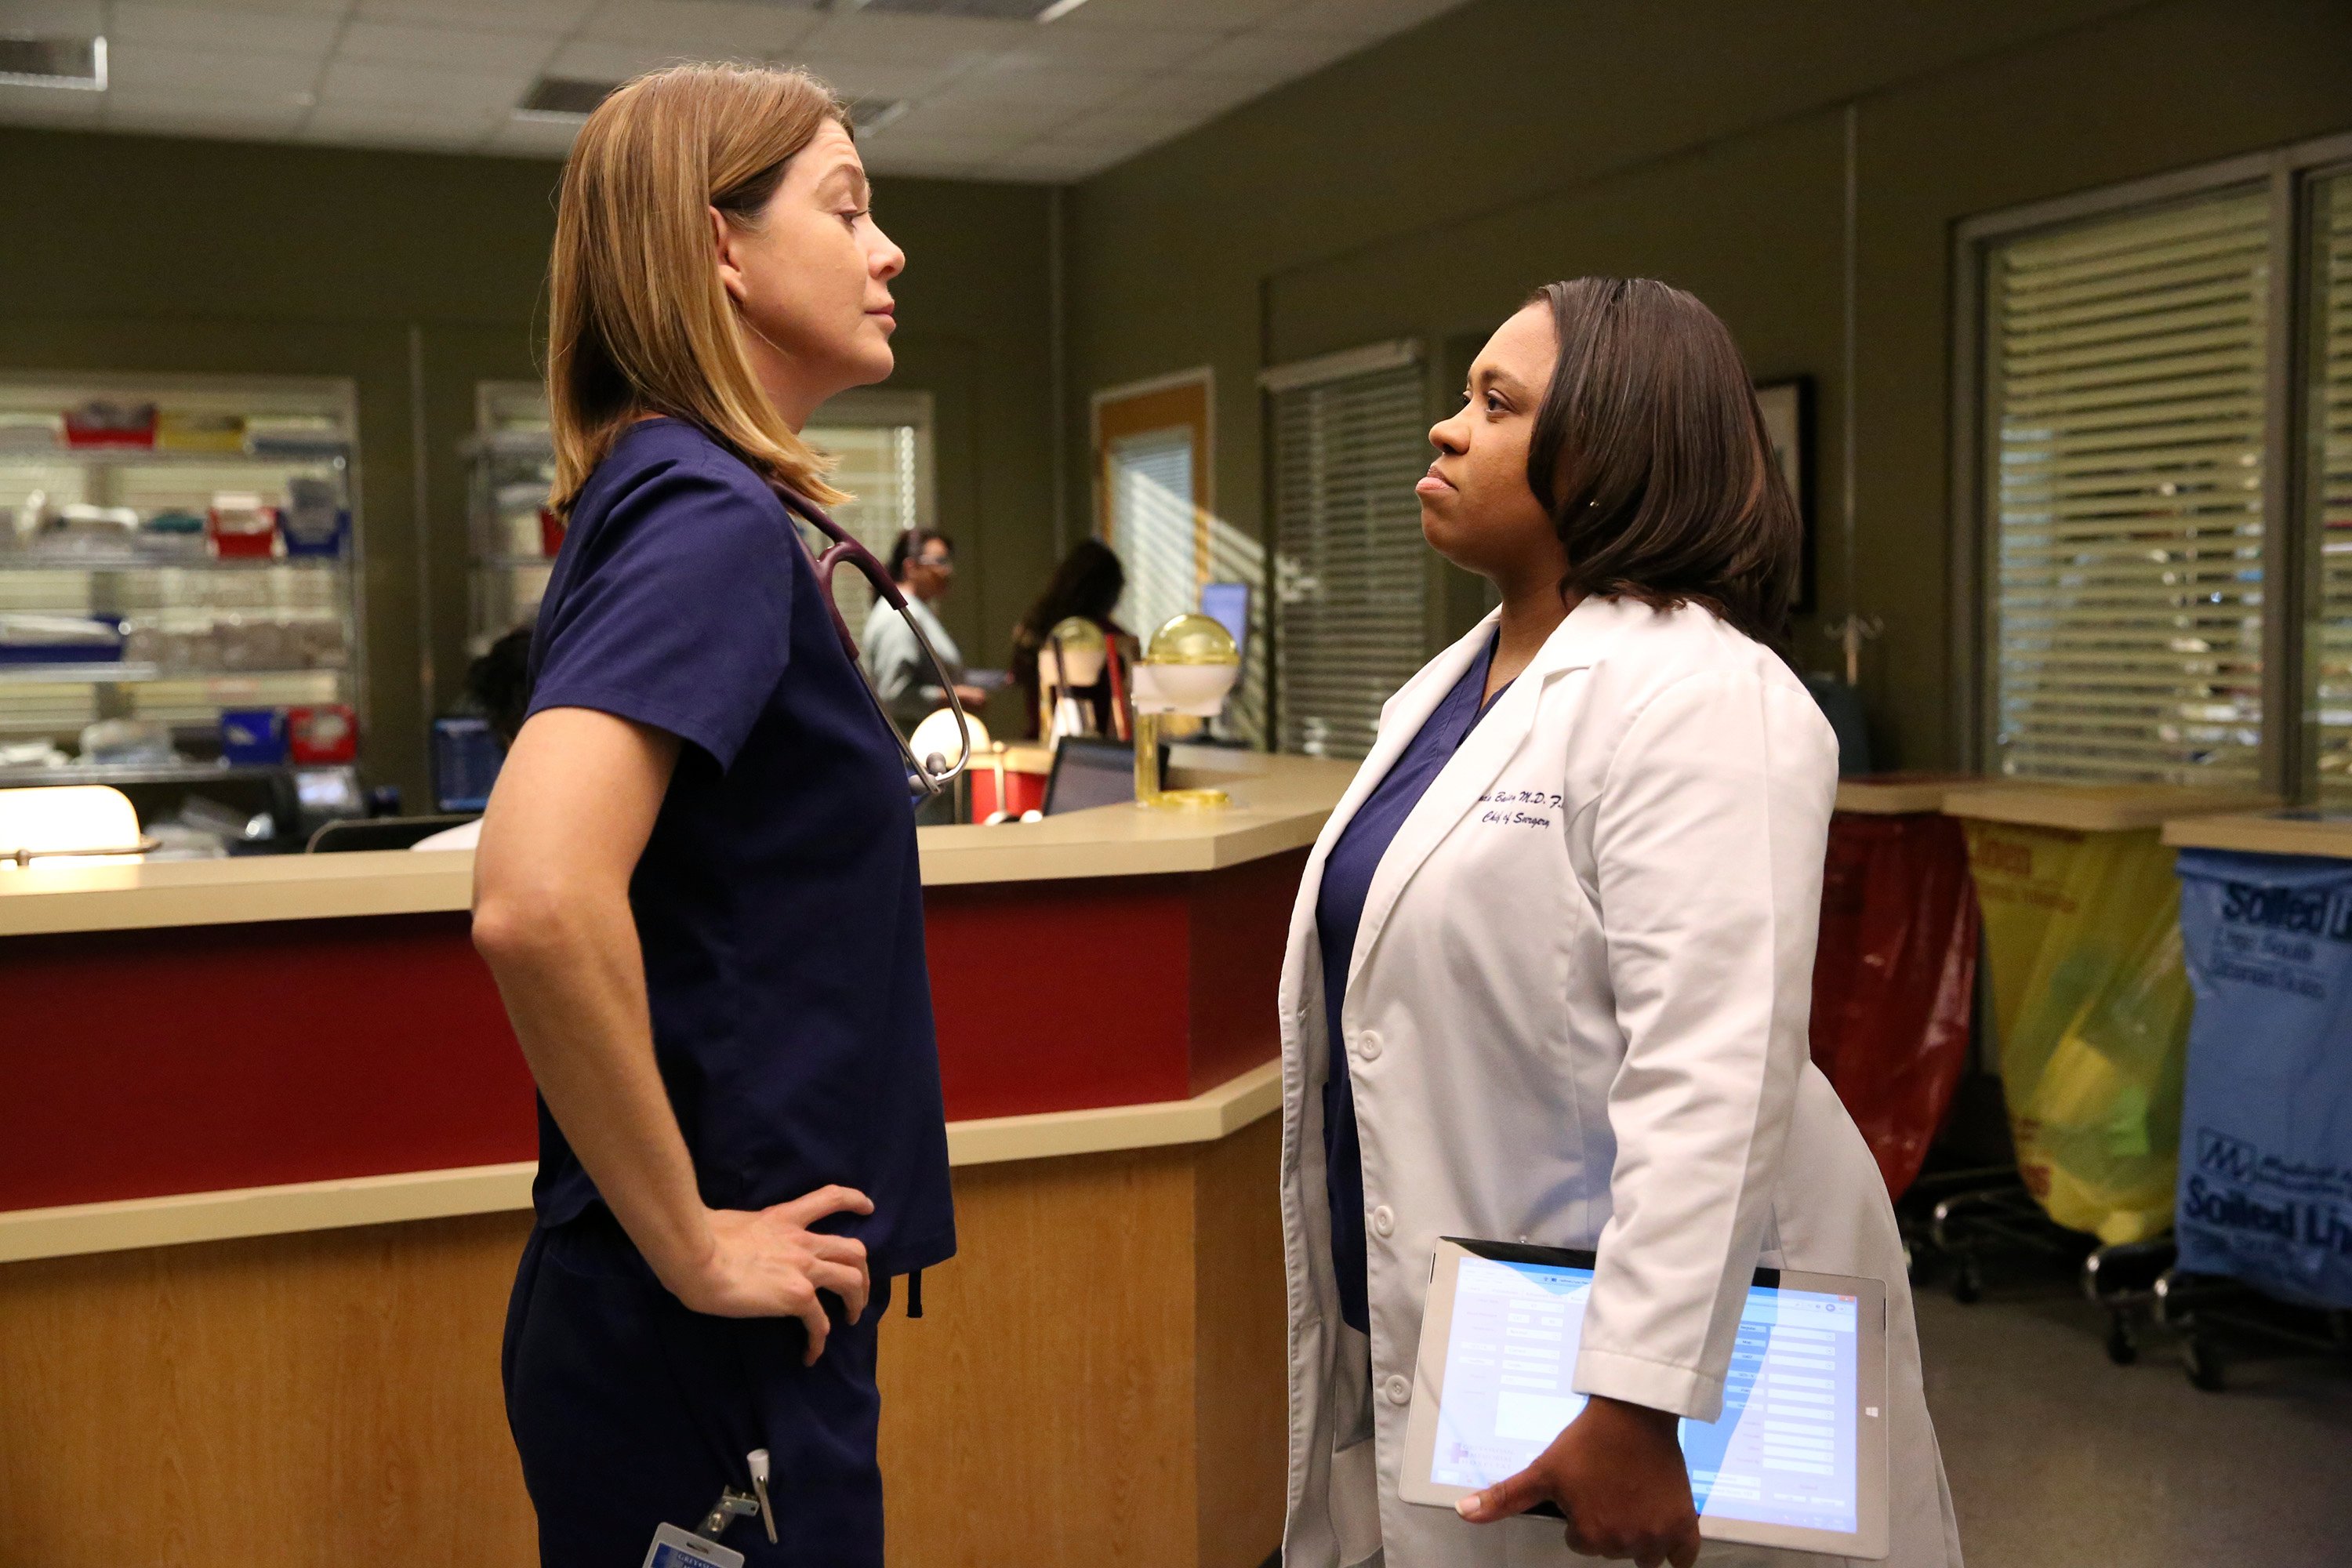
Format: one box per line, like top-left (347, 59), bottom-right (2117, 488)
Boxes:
top-left (1065, 0), bottom-right (2352, 768)
top-left (0, 126), bottom-right (1056, 804)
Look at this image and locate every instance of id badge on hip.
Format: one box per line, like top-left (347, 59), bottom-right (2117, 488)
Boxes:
top-left (642, 1523), bottom-right (744, 1568)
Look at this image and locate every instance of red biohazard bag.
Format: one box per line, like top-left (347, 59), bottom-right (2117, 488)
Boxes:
top-left (1809, 812), bottom-right (1980, 1198)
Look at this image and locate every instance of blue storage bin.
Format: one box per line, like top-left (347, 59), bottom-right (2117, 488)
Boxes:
top-left (2173, 848), bottom-right (2352, 1308)
top-left (219, 707), bottom-right (287, 765)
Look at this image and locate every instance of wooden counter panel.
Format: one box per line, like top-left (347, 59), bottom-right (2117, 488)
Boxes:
top-left (0, 1123), bottom-right (1290, 1568)
top-left (0, 913), bottom-right (533, 1212)
top-left (0, 1209), bottom-right (539, 1567)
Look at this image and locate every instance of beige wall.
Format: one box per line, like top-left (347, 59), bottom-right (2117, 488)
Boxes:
top-left (1065, 0), bottom-right (2352, 768)
top-left (0, 127), bottom-right (1057, 803)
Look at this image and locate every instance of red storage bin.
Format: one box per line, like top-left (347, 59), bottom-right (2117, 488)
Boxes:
top-left (288, 703), bottom-right (358, 764)
top-left (1809, 805), bottom-right (1980, 1199)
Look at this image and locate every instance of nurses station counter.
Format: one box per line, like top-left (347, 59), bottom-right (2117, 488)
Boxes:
top-left (0, 748), bottom-right (1352, 1568)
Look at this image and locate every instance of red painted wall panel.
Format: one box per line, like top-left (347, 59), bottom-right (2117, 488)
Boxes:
top-left (923, 875), bottom-right (1195, 1120)
top-left (1, 914), bottom-right (533, 1211)
top-left (0, 852), bottom-right (1306, 1214)
top-left (1187, 849), bottom-right (1308, 1096)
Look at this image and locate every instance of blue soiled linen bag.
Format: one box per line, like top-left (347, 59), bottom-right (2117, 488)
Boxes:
top-left (2173, 848), bottom-right (2352, 1307)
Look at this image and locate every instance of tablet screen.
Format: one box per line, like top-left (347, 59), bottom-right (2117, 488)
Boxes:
top-left (1428, 1254), bottom-right (1864, 1538)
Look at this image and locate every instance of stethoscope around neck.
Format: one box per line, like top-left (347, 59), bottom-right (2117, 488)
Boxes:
top-left (770, 481), bottom-right (974, 801)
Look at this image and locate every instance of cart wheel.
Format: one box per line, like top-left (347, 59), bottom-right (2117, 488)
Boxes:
top-left (2183, 1336), bottom-right (2224, 1392)
top-left (1951, 1258), bottom-right (1983, 1305)
top-left (2103, 1316), bottom-right (2137, 1367)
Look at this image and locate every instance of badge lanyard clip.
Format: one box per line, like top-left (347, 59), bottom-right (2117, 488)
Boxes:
top-left (695, 1449), bottom-right (779, 1547)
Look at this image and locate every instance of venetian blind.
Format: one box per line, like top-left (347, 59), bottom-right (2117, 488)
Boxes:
top-left (1108, 427), bottom-right (1198, 643)
top-left (2313, 175), bottom-right (2352, 800)
top-left (1989, 188), bottom-right (2273, 786)
top-left (808, 420), bottom-right (920, 635)
top-left (1271, 357), bottom-right (1428, 759)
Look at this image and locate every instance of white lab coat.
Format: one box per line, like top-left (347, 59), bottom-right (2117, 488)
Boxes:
top-left (1276, 597), bottom-right (1962, 1568)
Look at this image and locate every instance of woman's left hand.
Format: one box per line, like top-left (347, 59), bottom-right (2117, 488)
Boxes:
top-left (1454, 1394), bottom-right (1700, 1568)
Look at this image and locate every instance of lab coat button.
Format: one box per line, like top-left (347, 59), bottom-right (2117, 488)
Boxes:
top-left (1383, 1374), bottom-right (1412, 1406)
top-left (1356, 1029), bottom-right (1382, 1062)
top-left (1370, 1205), bottom-right (1396, 1238)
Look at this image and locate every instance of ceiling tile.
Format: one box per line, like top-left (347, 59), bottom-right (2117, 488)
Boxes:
top-left (0, 82), bottom-right (105, 124)
top-left (1112, 68), bottom-right (1275, 119)
top-left (336, 21), bottom-right (563, 72)
top-left (481, 114), bottom-right (579, 157)
top-left (1262, 0), bottom-right (1468, 36)
top-left (789, 53), bottom-right (965, 102)
top-left (1050, 0), bottom-right (1290, 27)
top-left (796, 9), bottom-right (1027, 69)
top-left (543, 38), bottom-right (695, 81)
top-left (106, 2), bottom-right (343, 54)
top-left (939, 59), bottom-right (1145, 109)
top-left (107, 44), bottom-right (325, 95)
top-left (0, 0), bottom-right (105, 31)
top-left (578, 0), bottom-right (822, 53)
top-left (1049, 100), bottom-right (1195, 144)
top-left (981, 140), bottom-right (1115, 179)
top-left (103, 0), bottom-right (348, 14)
top-left (354, 0), bottom-right (598, 27)
top-left (106, 100), bottom-right (312, 136)
top-left (1002, 23), bottom-right (1226, 71)
top-left (318, 57), bottom-right (532, 108)
top-left (305, 97), bottom-right (504, 142)
top-left (884, 93), bottom-right (1072, 143)
top-left (1183, 27), bottom-right (1360, 78)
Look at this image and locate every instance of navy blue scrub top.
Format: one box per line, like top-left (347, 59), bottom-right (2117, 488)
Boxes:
top-left (1316, 633), bottom-right (1508, 1333)
top-left (524, 417), bottom-right (956, 1281)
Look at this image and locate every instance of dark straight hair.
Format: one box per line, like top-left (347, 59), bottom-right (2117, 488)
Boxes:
top-left (1523, 278), bottom-right (1799, 645)
top-left (887, 528), bottom-right (952, 581)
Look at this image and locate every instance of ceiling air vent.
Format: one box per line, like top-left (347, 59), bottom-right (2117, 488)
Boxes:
top-left (0, 35), bottom-right (107, 90)
top-left (515, 76), bottom-right (615, 122)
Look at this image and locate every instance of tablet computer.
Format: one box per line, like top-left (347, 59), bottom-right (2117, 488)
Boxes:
top-left (1399, 1238), bottom-right (1889, 1560)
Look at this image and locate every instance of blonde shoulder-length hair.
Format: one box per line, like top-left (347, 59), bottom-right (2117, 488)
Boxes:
top-left (546, 62), bottom-right (849, 514)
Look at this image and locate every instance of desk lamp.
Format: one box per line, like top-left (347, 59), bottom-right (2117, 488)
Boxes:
top-left (0, 785), bottom-right (154, 866)
top-left (1131, 612), bottom-right (1241, 811)
top-left (1040, 615), bottom-right (1107, 740)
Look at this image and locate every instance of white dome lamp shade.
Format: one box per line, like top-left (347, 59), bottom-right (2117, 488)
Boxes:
top-left (0, 785), bottom-right (155, 866)
top-left (909, 705), bottom-right (989, 782)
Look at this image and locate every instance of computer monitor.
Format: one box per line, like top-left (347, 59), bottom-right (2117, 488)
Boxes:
top-left (1042, 736), bottom-right (1138, 816)
top-left (432, 715), bottom-right (505, 813)
top-left (1200, 582), bottom-right (1250, 659)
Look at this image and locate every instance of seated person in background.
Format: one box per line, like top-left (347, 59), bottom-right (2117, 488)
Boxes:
top-left (412, 626), bottom-right (532, 851)
top-left (1009, 537), bottom-right (1132, 739)
top-left (858, 527), bottom-right (989, 734)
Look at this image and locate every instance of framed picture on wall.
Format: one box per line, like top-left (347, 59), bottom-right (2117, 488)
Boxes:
top-left (1755, 376), bottom-right (1816, 615)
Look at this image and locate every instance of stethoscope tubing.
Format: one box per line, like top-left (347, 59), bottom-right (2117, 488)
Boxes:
top-left (771, 483), bottom-right (975, 800)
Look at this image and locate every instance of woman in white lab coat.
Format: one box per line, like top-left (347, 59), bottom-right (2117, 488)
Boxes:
top-left (1276, 279), bottom-right (1962, 1568)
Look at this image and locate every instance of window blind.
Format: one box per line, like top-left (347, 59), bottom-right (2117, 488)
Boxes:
top-left (1271, 356), bottom-right (1428, 759)
top-left (1989, 188), bottom-right (2272, 786)
top-left (808, 421), bottom-right (920, 636)
top-left (2313, 174), bottom-right (2352, 800)
top-left (1108, 426), bottom-right (1198, 642)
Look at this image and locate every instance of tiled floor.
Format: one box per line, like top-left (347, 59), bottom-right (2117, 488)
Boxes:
top-left (1917, 1282), bottom-right (2352, 1566)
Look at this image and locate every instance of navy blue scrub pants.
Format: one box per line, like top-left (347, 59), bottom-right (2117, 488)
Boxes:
top-left (502, 1207), bottom-right (891, 1567)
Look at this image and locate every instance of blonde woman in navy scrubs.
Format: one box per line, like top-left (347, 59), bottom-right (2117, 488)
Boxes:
top-left (471, 65), bottom-right (952, 1566)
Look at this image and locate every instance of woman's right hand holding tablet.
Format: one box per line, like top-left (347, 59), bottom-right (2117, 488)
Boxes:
top-left (662, 1185), bottom-right (877, 1361)
top-left (1454, 1393), bottom-right (1702, 1568)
